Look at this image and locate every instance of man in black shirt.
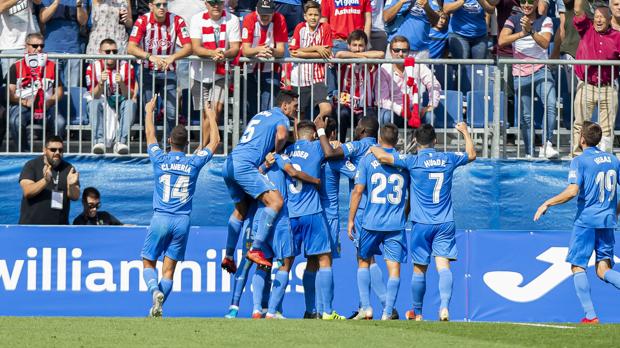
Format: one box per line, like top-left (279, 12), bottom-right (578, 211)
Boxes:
top-left (18, 135), bottom-right (80, 224)
top-left (73, 187), bottom-right (123, 225)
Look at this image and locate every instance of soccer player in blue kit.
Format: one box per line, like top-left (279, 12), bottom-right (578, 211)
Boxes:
top-left (349, 124), bottom-right (409, 320)
top-left (534, 121), bottom-right (620, 324)
top-left (315, 115), bottom-right (389, 320)
top-left (284, 120), bottom-right (345, 320)
top-left (370, 122), bottom-right (475, 321)
top-left (221, 90), bottom-right (299, 270)
top-left (140, 95), bottom-right (220, 317)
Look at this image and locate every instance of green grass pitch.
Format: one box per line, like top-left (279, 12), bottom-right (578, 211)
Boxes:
top-left (1, 317), bottom-right (619, 347)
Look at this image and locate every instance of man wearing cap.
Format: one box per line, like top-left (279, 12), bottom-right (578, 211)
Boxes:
top-left (190, 0), bottom-right (242, 117)
top-left (241, 0), bottom-right (288, 117)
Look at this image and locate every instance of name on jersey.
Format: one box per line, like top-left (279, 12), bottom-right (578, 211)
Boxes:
top-left (335, 8), bottom-right (362, 15)
top-left (424, 159), bottom-right (446, 168)
top-left (371, 160), bottom-right (381, 168)
top-left (594, 156), bottom-right (612, 165)
top-left (335, 0), bottom-right (360, 7)
top-left (289, 150), bottom-right (309, 160)
top-left (160, 163), bottom-right (192, 173)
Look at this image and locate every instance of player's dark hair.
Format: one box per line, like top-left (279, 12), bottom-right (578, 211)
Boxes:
top-left (100, 38), bottom-right (117, 47)
top-left (170, 125), bottom-right (189, 147)
top-left (275, 89), bottom-right (299, 107)
top-left (82, 187), bottom-right (101, 201)
top-left (297, 120), bottom-right (316, 137)
top-left (304, 0), bottom-right (320, 12)
top-left (325, 117), bottom-right (338, 138)
top-left (358, 116), bottom-right (379, 138)
top-left (347, 30), bottom-right (368, 45)
top-left (415, 124), bottom-right (437, 146)
top-left (45, 135), bottom-right (64, 146)
top-left (380, 124), bottom-right (399, 146)
top-left (581, 121), bottom-right (602, 147)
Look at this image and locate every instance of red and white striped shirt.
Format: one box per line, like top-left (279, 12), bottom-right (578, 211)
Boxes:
top-left (338, 63), bottom-right (377, 113)
top-left (241, 11), bottom-right (288, 73)
top-left (85, 60), bottom-right (135, 97)
top-left (129, 12), bottom-right (191, 71)
top-left (289, 22), bottom-right (333, 87)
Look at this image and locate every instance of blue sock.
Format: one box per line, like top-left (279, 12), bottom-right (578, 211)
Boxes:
top-left (384, 277), bottom-right (400, 317)
top-left (438, 268), bottom-right (453, 310)
top-left (252, 269), bottom-right (267, 312)
top-left (604, 269), bottom-right (620, 290)
top-left (231, 257), bottom-right (252, 306)
top-left (261, 269), bottom-right (272, 310)
top-left (226, 216), bottom-right (244, 257)
top-left (318, 267), bottom-right (334, 314)
top-left (252, 207), bottom-right (277, 250)
top-left (315, 272), bottom-right (324, 315)
top-left (574, 272), bottom-right (597, 319)
top-left (302, 270), bottom-right (317, 314)
top-left (268, 270), bottom-right (289, 314)
top-left (143, 267), bottom-right (159, 295)
top-left (370, 263), bottom-right (386, 307)
top-left (357, 268), bottom-right (371, 310)
top-left (159, 278), bottom-right (173, 302)
top-left (411, 272), bottom-right (426, 314)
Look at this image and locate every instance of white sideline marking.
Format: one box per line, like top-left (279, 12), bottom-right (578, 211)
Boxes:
top-left (504, 322), bottom-right (576, 330)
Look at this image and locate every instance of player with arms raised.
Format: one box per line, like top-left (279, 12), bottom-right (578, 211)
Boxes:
top-left (534, 121), bottom-right (620, 324)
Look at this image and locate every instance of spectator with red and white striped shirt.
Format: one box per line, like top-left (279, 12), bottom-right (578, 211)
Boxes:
top-left (86, 39), bottom-right (138, 155)
top-left (127, 0), bottom-right (192, 137)
top-left (289, 1), bottom-right (333, 120)
top-left (190, 0), bottom-right (241, 117)
top-left (333, 30), bottom-right (384, 140)
top-left (241, 0), bottom-right (288, 116)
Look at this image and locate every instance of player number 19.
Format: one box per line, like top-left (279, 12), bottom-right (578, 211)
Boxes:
top-left (595, 170), bottom-right (617, 203)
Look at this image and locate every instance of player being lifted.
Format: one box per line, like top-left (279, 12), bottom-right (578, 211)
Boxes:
top-left (141, 95), bottom-right (219, 317)
top-left (221, 90), bottom-right (298, 270)
top-left (534, 121), bottom-right (620, 324)
top-left (349, 124), bottom-right (410, 320)
top-left (370, 122), bottom-right (475, 321)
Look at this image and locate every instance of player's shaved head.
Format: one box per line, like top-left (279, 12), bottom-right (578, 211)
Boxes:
top-left (356, 117), bottom-right (379, 139)
top-left (169, 125), bottom-right (189, 148)
top-left (380, 123), bottom-right (399, 147)
top-left (415, 124), bottom-right (437, 147)
top-left (581, 121), bottom-right (603, 147)
top-left (297, 120), bottom-right (316, 139)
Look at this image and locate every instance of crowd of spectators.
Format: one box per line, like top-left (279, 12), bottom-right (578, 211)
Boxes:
top-left (0, 0), bottom-right (619, 157)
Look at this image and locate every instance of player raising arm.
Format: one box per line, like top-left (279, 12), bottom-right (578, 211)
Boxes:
top-left (534, 121), bottom-right (620, 324)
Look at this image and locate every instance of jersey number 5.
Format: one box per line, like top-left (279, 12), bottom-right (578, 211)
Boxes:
top-left (240, 119), bottom-right (261, 144)
top-left (370, 173), bottom-right (404, 204)
top-left (595, 170), bottom-right (617, 203)
top-left (160, 174), bottom-right (190, 204)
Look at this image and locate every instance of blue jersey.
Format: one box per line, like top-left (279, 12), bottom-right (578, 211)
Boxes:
top-left (392, 148), bottom-right (469, 224)
top-left (387, 1), bottom-right (431, 51)
top-left (267, 154), bottom-right (291, 217)
top-left (569, 147), bottom-right (620, 228)
top-left (148, 144), bottom-right (213, 215)
top-left (232, 108), bottom-right (290, 167)
top-left (356, 148), bottom-right (410, 231)
top-left (342, 137), bottom-right (378, 209)
top-left (285, 140), bottom-right (324, 218)
top-left (320, 159), bottom-right (357, 219)
top-left (446, 0), bottom-right (487, 38)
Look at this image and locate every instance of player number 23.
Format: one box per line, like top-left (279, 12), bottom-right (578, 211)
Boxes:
top-left (370, 173), bottom-right (404, 204)
top-left (159, 174), bottom-right (190, 204)
top-left (595, 170), bottom-right (617, 203)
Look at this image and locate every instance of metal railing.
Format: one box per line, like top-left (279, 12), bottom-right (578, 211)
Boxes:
top-left (0, 53), bottom-right (618, 159)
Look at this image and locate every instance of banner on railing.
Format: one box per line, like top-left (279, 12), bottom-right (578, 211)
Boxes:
top-left (0, 226), bottom-right (618, 322)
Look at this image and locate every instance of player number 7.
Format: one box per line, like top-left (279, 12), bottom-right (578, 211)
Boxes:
top-left (429, 172), bottom-right (444, 204)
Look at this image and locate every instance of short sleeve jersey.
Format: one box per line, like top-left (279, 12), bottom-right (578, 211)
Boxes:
top-left (321, 0), bottom-right (372, 40)
top-left (284, 140), bottom-right (325, 218)
top-left (232, 107), bottom-right (291, 167)
top-left (355, 148), bottom-right (409, 231)
top-left (445, 0), bottom-right (487, 38)
top-left (341, 136), bottom-right (378, 209)
top-left (148, 144), bottom-right (213, 215)
top-left (568, 147), bottom-right (620, 228)
top-left (392, 148), bottom-right (469, 224)
top-left (320, 159), bottom-right (357, 219)
top-left (266, 153), bottom-right (291, 217)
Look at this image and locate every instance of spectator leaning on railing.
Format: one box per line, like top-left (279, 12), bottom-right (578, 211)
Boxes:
top-left (73, 187), bottom-right (123, 225)
top-left (8, 33), bottom-right (65, 152)
top-left (378, 36), bottom-right (441, 127)
top-left (128, 0), bottom-right (192, 137)
top-left (0, 0), bottom-right (41, 80)
top-left (571, 0), bottom-right (620, 155)
top-left (18, 135), bottom-right (80, 225)
top-left (190, 0), bottom-right (241, 117)
top-left (86, 38), bottom-right (137, 155)
top-left (499, 0), bottom-right (559, 159)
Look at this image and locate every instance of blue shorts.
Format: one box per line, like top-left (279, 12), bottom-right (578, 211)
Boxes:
top-left (291, 212), bottom-right (331, 257)
top-left (272, 214), bottom-right (295, 261)
top-left (325, 214), bottom-right (341, 258)
top-left (141, 213), bottom-right (191, 262)
top-left (358, 228), bottom-right (407, 263)
top-left (222, 155), bottom-right (276, 203)
top-left (567, 226), bottom-right (616, 269)
top-left (410, 221), bottom-right (457, 265)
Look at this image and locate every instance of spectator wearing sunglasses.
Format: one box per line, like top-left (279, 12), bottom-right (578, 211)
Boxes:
top-left (86, 38), bottom-right (138, 155)
top-left (18, 135), bottom-right (80, 225)
top-left (8, 33), bottom-right (66, 152)
top-left (73, 187), bottom-right (123, 225)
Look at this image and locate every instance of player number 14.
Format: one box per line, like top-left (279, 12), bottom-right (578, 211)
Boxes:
top-left (159, 174), bottom-right (190, 204)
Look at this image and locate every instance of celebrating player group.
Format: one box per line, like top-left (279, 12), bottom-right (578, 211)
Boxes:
top-left (137, 90), bottom-right (620, 323)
